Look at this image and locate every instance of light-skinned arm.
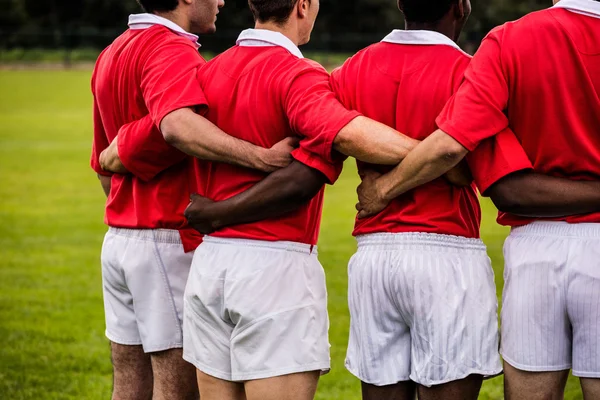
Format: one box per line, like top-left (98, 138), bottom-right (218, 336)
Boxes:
top-left (356, 129), bottom-right (468, 217)
top-left (99, 110), bottom-right (298, 179)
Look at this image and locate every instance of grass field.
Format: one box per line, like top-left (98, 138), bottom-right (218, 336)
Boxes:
top-left (0, 70), bottom-right (585, 399)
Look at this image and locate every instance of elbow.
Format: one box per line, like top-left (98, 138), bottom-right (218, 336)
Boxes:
top-left (488, 182), bottom-right (524, 213)
top-left (438, 141), bottom-right (467, 167)
top-left (429, 130), bottom-right (469, 168)
top-left (279, 173), bottom-right (324, 206)
top-left (491, 194), bottom-right (522, 213)
top-left (332, 127), bottom-right (353, 155)
top-left (161, 124), bottom-right (180, 146)
top-left (298, 184), bottom-right (322, 203)
top-left (160, 111), bottom-right (184, 146)
top-left (288, 180), bottom-right (321, 204)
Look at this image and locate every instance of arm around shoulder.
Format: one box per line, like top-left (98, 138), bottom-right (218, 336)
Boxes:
top-left (160, 108), bottom-right (296, 172)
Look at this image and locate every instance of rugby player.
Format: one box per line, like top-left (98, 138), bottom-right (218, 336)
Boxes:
top-left (354, 0), bottom-right (600, 398)
top-left (90, 0), bottom-right (296, 398)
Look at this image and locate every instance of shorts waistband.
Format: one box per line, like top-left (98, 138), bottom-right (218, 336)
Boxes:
top-left (511, 221), bottom-right (600, 238)
top-left (356, 232), bottom-right (486, 252)
top-left (108, 227), bottom-right (181, 244)
top-left (202, 236), bottom-right (317, 255)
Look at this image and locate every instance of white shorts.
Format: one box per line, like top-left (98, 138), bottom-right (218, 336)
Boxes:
top-left (501, 221), bottom-right (600, 377)
top-left (183, 236), bottom-right (330, 381)
top-left (346, 232), bottom-right (502, 387)
top-left (101, 227), bottom-right (193, 353)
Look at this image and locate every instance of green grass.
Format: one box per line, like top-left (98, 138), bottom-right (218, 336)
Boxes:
top-left (0, 48), bottom-right (102, 63)
top-left (0, 70), bottom-right (584, 399)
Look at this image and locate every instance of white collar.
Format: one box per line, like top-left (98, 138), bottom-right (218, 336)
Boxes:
top-left (236, 29), bottom-right (304, 59)
top-left (381, 29), bottom-right (467, 54)
top-left (128, 13), bottom-right (200, 48)
top-left (553, 0), bottom-right (600, 18)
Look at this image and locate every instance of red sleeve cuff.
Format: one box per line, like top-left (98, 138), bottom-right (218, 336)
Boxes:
top-left (292, 147), bottom-right (344, 184)
top-left (436, 116), bottom-right (480, 152)
top-left (466, 128), bottom-right (534, 194)
top-left (90, 158), bottom-right (112, 176)
top-left (475, 163), bottom-right (533, 195)
top-left (155, 101), bottom-right (209, 130)
top-left (323, 111), bottom-right (361, 162)
top-left (117, 126), bottom-right (187, 182)
top-left (117, 137), bottom-right (155, 182)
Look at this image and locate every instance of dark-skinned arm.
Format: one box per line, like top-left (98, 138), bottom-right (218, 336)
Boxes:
top-left (184, 161), bottom-right (327, 234)
top-left (487, 171), bottom-right (600, 217)
top-left (98, 174), bottom-right (111, 197)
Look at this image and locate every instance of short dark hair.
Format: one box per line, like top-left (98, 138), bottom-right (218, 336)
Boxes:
top-left (398, 0), bottom-right (456, 23)
top-left (137, 0), bottom-right (179, 13)
top-left (248, 0), bottom-right (298, 24)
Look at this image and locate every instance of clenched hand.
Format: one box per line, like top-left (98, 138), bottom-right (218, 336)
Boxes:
top-left (261, 136), bottom-right (300, 172)
top-left (184, 194), bottom-right (220, 235)
top-left (99, 136), bottom-right (129, 174)
top-left (356, 169), bottom-right (389, 219)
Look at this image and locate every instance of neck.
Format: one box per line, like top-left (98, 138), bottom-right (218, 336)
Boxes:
top-left (255, 20), bottom-right (300, 46)
top-left (154, 9), bottom-right (191, 33)
top-left (405, 20), bottom-right (457, 42)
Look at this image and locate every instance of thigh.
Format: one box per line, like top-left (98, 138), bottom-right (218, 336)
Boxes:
top-left (407, 250), bottom-right (500, 386)
top-left (504, 362), bottom-right (569, 400)
top-left (228, 250), bottom-right (330, 381)
top-left (501, 233), bottom-right (571, 371)
top-left (196, 370), bottom-right (245, 400)
top-left (568, 240), bottom-right (600, 378)
top-left (361, 380), bottom-right (416, 400)
top-left (182, 243), bottom-right (233, 381)
top-left (150, 348), bottom-right (198, 400)
top-left (417, 374), bottom-right (482, 400)
top-left (346, 249), bottom-right (411, 386)
top-left (102, 231), bottom-right (142, 346)
top-left (244, 371), bottom-right (320, 400)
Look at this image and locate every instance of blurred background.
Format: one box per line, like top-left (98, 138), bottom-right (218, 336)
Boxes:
top-left (0, 0), bottom-right (549, 64)
top-left (1, 0), bottom-right (586, 399)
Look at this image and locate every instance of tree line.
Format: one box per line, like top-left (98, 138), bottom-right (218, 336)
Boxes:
top-left (0, 0), bottom-right (548, 53)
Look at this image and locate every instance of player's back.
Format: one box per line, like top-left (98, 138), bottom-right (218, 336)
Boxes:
top-left (489, 5), bottom-right (600, 225)
top-left (331, 30), bottom-right (480, 238)
top-left (92, 25), bottom-right (204, 233)
top-left (194, 42), bottom-right (340, 245)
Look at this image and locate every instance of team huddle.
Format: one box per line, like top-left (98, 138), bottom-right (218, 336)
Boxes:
top-left (90, 0), bottom-right (600, 398)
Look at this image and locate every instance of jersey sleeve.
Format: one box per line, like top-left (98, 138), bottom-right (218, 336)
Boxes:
top-left (140, 40), bottom-right (208, 128)
top-left (436, 28), bottom-right (510, 151)
top-left (466, 127), bottom-right (533, 195)
top-left (115, 40), bottom-right (207, 181)
top-left (90, 95), bottom-right (112, 176)
top-left (117, 115), bottom-right (188, 182)
top-left (285, 63), bottom-right (360, 184)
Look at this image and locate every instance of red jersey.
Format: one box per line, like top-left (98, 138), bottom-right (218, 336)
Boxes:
top-left (193, 29), bottom-right (360, 245)
top-left (330, 30), bottom-right (531, 238)
top-left (437, 0), bottom-right (600, 227)
top-left (91, 14), bottom-right (207, 250)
